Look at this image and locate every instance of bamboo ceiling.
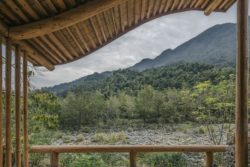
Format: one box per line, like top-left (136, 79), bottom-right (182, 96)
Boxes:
top-left (0, 0), bottom-right (236, 71)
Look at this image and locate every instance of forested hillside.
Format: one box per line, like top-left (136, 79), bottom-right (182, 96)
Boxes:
top-left (45, 63), bottom-right (233, 97)
top-left (37, 63), bottom-right (236, 129)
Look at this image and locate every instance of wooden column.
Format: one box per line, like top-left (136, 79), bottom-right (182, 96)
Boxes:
top-left (15, 45), bottom-right (21, 167)
top-left (5, 38), bottom-right (12, 167)
top-left (23, 54), bottom-right (29, 167)
top-left (0, 37), bottom-right (3, 167)
top-left (205, 152), bottom-right (213, 167)
top-left (235, 0), bottom-right (249, 166)
top-left (130, 151), bottom-right (137, 167)
top-left (51, 152), bottom-right (59, 167)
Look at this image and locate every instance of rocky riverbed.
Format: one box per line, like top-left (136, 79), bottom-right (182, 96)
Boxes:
top-left (51, 124), bottom-right (230, 166)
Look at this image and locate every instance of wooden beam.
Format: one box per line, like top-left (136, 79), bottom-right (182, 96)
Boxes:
top-left (5, 38), bottom-right (12, 167)
top-left (235, 0), bottom-right (249, 166)
top-left (16, 41), bottom-right (55, 71)
top-left (30, 145), bottom-right (227, 153)
top-left (23, 54), bottom-right (29, 167)
top-left (15, 45), bottom-right (22, 167)
top-left (0, 37), bottom-right (3, 167)
top-left (9, 0), bottom-right (127, 40)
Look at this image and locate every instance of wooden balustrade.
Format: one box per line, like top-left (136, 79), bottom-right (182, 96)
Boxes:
top-left (30, 145), bottom-right (227, 167)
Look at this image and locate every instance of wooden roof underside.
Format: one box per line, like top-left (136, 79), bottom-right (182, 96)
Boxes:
top-left (0, 0), bottom-right (236, 71)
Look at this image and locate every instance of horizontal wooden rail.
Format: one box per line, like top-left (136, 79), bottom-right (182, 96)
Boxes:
top-left (30, 145), bottom-right (227, 167)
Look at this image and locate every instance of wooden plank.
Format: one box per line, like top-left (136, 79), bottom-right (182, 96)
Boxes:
top-left (65, 28), bottom-right (86, 54)
top-left (15, 45), bottom-right (22, 167)
top-left (54, 31), bottom-right (79, 57)
top-left (235, 0), bottom-right (249, 166)
top-left (52, 0), bottom-right (67, 11)
top-left (170, 0), bottom-right (179, 11)
top-left (41, 36), bottom-right (68, 62)
top-left (204, 0), bottom-right (224, 15)
top-left (27, 0), bottom-right (48, 17)
top-left (16, 0), bottom-right (40, 20)
top-left (82, 22), bottom-right (97, 49)
top-left (140, 0), bottom-right (148, 20)
top-left (153, 0), bottom-right (162, 16)
top-left (110, 9), bottom-right (119, 35)
top-left (39, 0), bottom-right (58, 15)
top-left (5, 38), bottom-right (12, 167)
top-left (9, 0), bottom-right (127, 40)
top-left (164, 0), bottom-right (173, 12)
top-left (177, 0), bottom-right (185, 10)
top-left (103, 11), bottom-right (114, 38)
top-left (33, 38), bottom-right (62, 63)
top-left (0, 3), bottom-right (21, 24)
top-left (30, 145), bottom-right (227, 153)
top-left (28, 39), bottom-right (58, 64)
top-left (90, 18), bottom-right (103, 45)
top-left (23, 54), bottom-right (29, 167)
top-left (48, 33), bottom-right (73, 59)
top-left (146, 0), bottom-right (154, 18)
top-left (127, 0), bottom-right (134, 26)
top-left (16, 41), bottom-right (55, 70)
top-left (4, 0), bottom-right (30, 23)
top-left (159, 0), bottom-right (168, 13)
top-left (96, 15), bottom-right (108, 42)
top-left (134, 0), bottom-right (141, 24)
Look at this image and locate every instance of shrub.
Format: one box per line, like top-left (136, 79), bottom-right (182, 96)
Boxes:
top-left (76, 134), bottom-right (85, 142)
top-left (60, 154), bottom-right (107, 167)
top-left (140, 153), bottom-right (188, 167)
top-left (62, 135), bottom-right (71, 143)
top-left (69, 154), bottom-right (107, 167)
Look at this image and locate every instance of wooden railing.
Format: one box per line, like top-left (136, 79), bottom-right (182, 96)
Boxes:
top-left (30, 145), bottom-right (227, 167)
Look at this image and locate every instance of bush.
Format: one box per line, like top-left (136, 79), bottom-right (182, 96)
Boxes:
top-left (76, 134), bottom-right (85, 142)
top-left (140, 153), bottom-right (188, 167)
top-left (60, 154), bottom-right (107, 167)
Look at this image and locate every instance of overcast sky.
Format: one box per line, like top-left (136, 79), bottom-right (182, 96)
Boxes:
top-left (31, 4), bottom-right (239, 88)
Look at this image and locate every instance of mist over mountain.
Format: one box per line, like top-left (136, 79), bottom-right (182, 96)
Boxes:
top-left (130, 22), bottom-right (237, 71)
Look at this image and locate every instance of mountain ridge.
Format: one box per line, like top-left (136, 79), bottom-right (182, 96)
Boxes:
top-left (44, 20), bottom-right (246, 94)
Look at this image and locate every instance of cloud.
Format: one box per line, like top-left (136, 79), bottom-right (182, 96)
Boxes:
top-left (32, 5), bottom-right (238, 88)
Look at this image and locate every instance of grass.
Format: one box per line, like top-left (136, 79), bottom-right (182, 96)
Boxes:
top-left (92, 132), bottom-right (127, 144)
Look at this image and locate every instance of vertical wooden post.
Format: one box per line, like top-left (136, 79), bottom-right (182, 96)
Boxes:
top-left (205, 152), bottom-right (213, 167)
top-left (23, 54), bottom-right (29, 167)
top-left (0, 37), bottom-right (3, 167)
top-left (51, 152), bottom-right (59, 167)
top-left (15, 45), bottom-right (21, 167)
top-left (5, 38), bottom-right (12, 167)
top-left (130, 151), bottom-right (137, 167)
top-left (235, 0), bottom-right (249, 166)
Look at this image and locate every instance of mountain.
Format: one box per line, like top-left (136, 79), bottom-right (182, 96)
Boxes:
top-left (43, 71), bottom-right (112, 95)
top-left (131, 22), bottom-right (237, 71)
top-left (44, 20), bottom-right (242, 94)
top-left (44, 63), bottom-right (234, 96)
